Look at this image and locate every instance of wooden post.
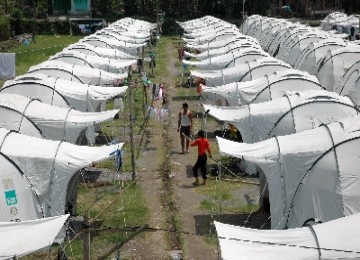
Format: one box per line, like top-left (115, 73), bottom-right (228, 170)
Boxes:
top-left (83, 211), bottom-right (90, 260)
top-left (128, 70), bottom-right (136, 181)
top-left (97, 225), bottom-right (148, 260)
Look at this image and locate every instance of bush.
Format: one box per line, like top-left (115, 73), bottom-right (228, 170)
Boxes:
top-left (9, 18), bottom-right (70, 35)
top-left (35, 0), bottom-right (48, 19)
top-left (53, 20), bottom-right (70, 35)
top-left (23, 6), bottom-right (35, 18)
top-left (10, 8), bottom-right (23, 20)
top-left (0, 16), bottom-right (11, 41)
top-left (161, 17), bottom-right (178, 36)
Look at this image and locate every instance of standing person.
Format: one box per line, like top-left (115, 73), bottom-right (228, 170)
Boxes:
top-left (177, 102), bottom-right (193, 154)
top-left (190, 130), bottom-right (212, 185)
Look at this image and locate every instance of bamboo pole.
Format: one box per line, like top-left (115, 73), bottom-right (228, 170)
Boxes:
top-left (97, 224), bottom-right (149, 260)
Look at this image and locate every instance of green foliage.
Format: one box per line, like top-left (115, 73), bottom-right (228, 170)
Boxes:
top-left (161, 17), bottom-right (178, 36)
top-left (9, 18), bottom-right (70, 35)
top-left (8, 35), bottom-right (83, 75)
top-left (35, 0), bottom-right (48, 19)
top-left (0, 16), bottom-right (11, 41)
top-left (10, 7), bottom-right (22, 20)
top-left (23, 6), bottom-right (35, 18)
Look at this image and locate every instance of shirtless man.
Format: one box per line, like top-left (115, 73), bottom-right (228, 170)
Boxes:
top-left (177, 102), bottom-right (193, 154)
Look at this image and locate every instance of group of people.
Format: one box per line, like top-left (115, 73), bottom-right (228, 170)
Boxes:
top-left (177, 102), bottom-right (212, 186)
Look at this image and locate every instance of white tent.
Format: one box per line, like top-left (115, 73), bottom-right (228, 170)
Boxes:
top-left (186, 35), bottom-right (259, 52)
top-left (320, 12), bottom-right (349, 31)
top-left (185, 31), bottom-right (245, 49)
top-left (0, 93), bottom-right (119, 144)
top-left (80, 35), bottom-right (144, 56)
top-left (0, 127), bottom-right (123, 220)
top-left (0, 215), bottom-right (69, 259)
top-left (182, 22), bottom-right (236, 39)
top-left (2, 74), bottom-right (127, 112)
top-left (202, 69), bottom-right (323, 106)
top-left (266, 24), bottom-right (299, 56)
top-left (184, 40), bottom-right (261, 60)
top-left (336, 60), bottom-right (360, 107)
top-left (275, 30), bottom-right (327, 59)
top-left (205, 91), bottom-right (358, 144)
top-left (259, 22), bottom-right (293, 51)
top-left (28, 60), bottom-right (127, 86)
top-left (104, 27), bottom-right (150, 40)
top-left (241, 15), bottom-right (262, 34)
top-left (294, 38), bottom-right (347, 74)
top-left (217, 114), bottom-right (360, 229)
top-left (183, 48), bottom-right (269, 70)
top-left (95, 30), bottom-right (148, 44)
top-left (49, 51), bottom-right (136, 74)
top-left (0, 153), bottom-right (40, 222)
top-left (246, 18), bottom-right (279, 43)
top-left (215, 213), bottom-right (360, 260)
top-left (316, 45), bottom-right (360, 91)
top-left (191, 57), bottom-right (291, 87)
top-left (278, 33), bottom-right (329, 66)
top-left (65, 42), bottom-right (136, 60)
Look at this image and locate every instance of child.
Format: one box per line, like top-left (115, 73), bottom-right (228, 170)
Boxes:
top-left (190, 130), bottom-right (212, 185)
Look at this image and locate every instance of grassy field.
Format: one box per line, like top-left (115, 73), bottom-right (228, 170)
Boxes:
top-left (10, 35), bottom-right (83, 75)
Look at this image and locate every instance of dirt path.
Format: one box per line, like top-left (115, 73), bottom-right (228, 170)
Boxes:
top-left (121, 36), bottom-right (263, 259)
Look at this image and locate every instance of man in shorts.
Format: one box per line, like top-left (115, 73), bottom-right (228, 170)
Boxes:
top-left (177, 102), bottom-right (193, 154)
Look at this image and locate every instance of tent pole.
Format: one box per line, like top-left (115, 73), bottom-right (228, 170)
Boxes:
top-left (128, 69), bottom-right (136, 181)
top-left (83, 211), bottom-right (91, 260)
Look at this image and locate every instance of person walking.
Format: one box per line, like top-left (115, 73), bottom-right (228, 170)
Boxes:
top-left (190, 130), bottom-right (212, 185)
top-left (177, 102), bottom-right (193, 154)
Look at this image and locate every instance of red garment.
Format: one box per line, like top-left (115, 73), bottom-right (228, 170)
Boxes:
top-left (191, 138), bottom-right (211, 156)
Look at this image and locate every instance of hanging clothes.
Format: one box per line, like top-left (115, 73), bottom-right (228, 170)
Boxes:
top-left (0, 53), bottom-right (15, 78)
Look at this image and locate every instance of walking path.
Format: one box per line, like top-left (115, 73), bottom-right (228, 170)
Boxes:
top-left (121, 36), bottom-right (261, 259)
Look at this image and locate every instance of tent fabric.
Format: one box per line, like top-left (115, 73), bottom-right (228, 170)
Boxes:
top-left (320, 12), bottom-right (359, 34)
top-left (0, 153), bottom-right (40, 222)
top-left (202, 69), bottom-right (322, 106)
top-left (316, 45), bottom-right (360, 91)
top-left (0, 215), bottom-right (69, 259)
top-left (217, 114), bottom-right (360, 229)
top-left (103, 26), bottom-right (150, 40)
top-left (49, 51), bottom-right (136, 74)
top-left (95, 30), bottom-right (148, 44)
top-left (215, 213), bottom-right (360, 260)
top-left (294, 38), bottom-right (347, 74)
top-left (65, 42), bottom-right (136, 60)
top-left (280, 34), bottom-right (329, 66)
top-left (0, 53), bottom-right (15, 78)
top-left (0, 93), bottom-right (118, 144)
top-left (185, 34), bottom-right (258, 50)
top-left (0, 127), bottom-right (123, 220)
top-left (183, 29), bottom-right (243, 47)
top-left (183, 48), bottom-right (269, 70)
top-left (80, 35), bottom-right (144, 56)
top-left (191, 57), bottom-right (291, 87)
top-left (28, 60), bottom-right (127, 86)
top-left (2, 73), bottom-right (128, 112)
top-left (337, 60), bottom-right (360, 107)
top-left (205, 90), bottom-right (358, 144)
top-left (184, 40), bottom-right (261, 60)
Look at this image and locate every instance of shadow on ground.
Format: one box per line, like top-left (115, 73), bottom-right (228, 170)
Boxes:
top-left (194, 212), bottom-right (271, 236)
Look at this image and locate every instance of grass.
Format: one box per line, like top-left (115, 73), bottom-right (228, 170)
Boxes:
top-left (197, 180), bottom-right (259, 213)
top-left (9, 35), bottom-right (83, 76)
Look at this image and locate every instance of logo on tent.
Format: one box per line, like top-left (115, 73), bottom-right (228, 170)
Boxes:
top-left (4, 190), bottom-right (17, 206)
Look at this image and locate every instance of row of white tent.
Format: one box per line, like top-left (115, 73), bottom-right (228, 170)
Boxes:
top-left (180, 15), bottom-right (360, 260)
top-left (320, 11), bottom-right (360, 34)
top-left (0, 17), bottom-right (156, 258)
